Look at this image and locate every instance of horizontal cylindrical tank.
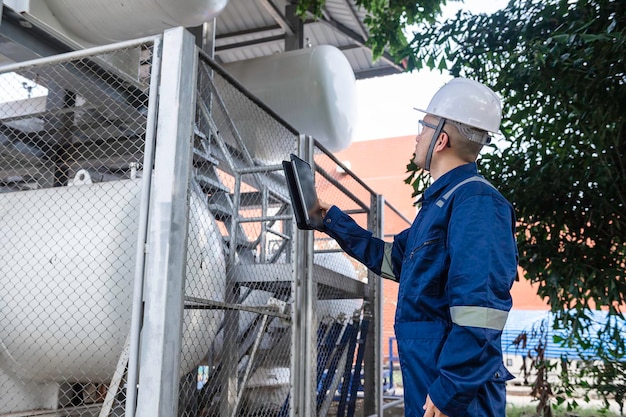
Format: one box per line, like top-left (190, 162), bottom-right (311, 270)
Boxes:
top-left (223, 45), bottom-right (357, 159)
top-left (0, 179), bottom-right (225, 382)
top-left (314, 253), bottom-right (364, 320)
top-left (43, 0), bottom-right (229, 44)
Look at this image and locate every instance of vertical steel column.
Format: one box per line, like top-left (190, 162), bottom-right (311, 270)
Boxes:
top-left (363, 194), bottom-right (385, 416)
top-left (190, 19), bottom-right (217, 57)
top-left (126, 35), bottom-right (163, 417)
top-left (135, 27), bottom-right (197, 417)
top-left (285, 3), bottom-right (304, 51)
top-left (292, 135), bottom-right (317, 416)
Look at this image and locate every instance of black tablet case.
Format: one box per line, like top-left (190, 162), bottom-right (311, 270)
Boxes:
top-left (282, 154), bottom-right (323, 230)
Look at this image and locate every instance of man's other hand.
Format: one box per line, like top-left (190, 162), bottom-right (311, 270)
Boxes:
top-left (423, 395), bottom-right (449, 417)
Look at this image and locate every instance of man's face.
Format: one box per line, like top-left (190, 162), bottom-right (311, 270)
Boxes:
top-left (413, 116), bottom-right (439, 169)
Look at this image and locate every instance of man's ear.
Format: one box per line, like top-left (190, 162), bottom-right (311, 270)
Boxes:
top-left (436, 132), bottom-right (449, 151)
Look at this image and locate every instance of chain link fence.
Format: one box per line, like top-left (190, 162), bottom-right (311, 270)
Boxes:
top-left (0, 29), bottom-right (411, 417)
top-left (0, 37), bottom-right (157, 416)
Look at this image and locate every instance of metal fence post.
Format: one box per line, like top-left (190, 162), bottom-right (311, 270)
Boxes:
top-left (125, 34), bottom-right (163, 417)
top-left (135, 27), bottom-right (197, 417)
top-left (292, 134), bottom-right (317, 416)
top-left (363, 194), bottom-right (384, 416)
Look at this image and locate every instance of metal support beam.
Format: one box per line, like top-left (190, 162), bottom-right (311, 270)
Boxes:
top-left (0, 6), bottom-right (71, 63)
top-left (215, 34), bottom-right (285, 52)
top-left (284, 3), bottom-right (304, 51)
top-left (189, 18), bottom-right (217, 58)
top-left (259, 0), bottom-right (294, 36)
top-left (135, 27), bottom-right (197, 417)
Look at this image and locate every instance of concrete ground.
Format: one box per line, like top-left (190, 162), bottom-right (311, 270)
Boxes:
top-left (377, 385), bottom-right (625, 416)
top-left (506, 384), bottom-right (624, 414)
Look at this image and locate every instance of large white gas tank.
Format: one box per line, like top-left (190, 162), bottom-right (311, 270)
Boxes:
top-left (0, 179), bottom-right (225, 382)
top-left (223, 45), bottom-right (357, 160)
top-left (314, 253), bottom-right (363, 320)
top-left (3, 0), bottom-right (228, 45)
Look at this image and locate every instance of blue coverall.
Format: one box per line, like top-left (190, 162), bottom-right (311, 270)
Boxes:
top-left (322, 162), bottom-right (518, 416)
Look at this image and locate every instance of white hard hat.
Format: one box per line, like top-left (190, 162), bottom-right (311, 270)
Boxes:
top-left (415, 77), bottom-right (502, 135)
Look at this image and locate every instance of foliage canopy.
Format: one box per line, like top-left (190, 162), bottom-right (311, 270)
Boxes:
top-left (410, 0), bottom-right (624, 316)
top-left (404, 0), bottom-right (626, 314)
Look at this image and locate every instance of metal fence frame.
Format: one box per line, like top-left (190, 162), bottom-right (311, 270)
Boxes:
top-left (0, 26), bottom-right (412, 417)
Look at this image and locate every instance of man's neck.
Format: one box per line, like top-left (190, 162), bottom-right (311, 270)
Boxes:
top-left (430, 158), bottom-right (472, 182)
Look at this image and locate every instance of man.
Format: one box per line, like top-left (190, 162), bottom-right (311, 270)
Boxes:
top-left (317, 78), bottom-right (519, 416)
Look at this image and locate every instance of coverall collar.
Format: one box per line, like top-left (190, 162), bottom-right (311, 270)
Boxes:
top-left (423, 162), bottom-right (479, 202)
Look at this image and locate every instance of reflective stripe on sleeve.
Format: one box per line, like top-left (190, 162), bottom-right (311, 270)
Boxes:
top-left (380, 242), bottom-right (397, 281)
top-left (449, 306), bottom-right (509, 331)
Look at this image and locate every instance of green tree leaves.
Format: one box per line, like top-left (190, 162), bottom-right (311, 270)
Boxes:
top-left (296, 0), bottom-right (451, 60)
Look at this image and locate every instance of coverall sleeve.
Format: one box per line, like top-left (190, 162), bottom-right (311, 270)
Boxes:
top-left (322, 206), bottom-right (407, 279)
top-left (428, 194), bottom-right (518, 415)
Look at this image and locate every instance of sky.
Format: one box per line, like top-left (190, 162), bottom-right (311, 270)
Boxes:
top-left (352, 0), bottom-right (509, 142)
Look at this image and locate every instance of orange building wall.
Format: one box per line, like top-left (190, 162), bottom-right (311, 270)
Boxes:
top-left (333, 135), bottom-right (548, 358)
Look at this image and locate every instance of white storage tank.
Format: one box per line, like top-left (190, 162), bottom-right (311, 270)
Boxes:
top-left (0, 178), bottom-right (225, 382)
top-left (223, 45), bottom-right (357, 161)
top-left (314, 252), bottom-right (364, 320)
top-left (3, 0), bottom-right (229, 45)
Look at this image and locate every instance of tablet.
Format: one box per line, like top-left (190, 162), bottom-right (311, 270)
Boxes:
top-left (282, 154), bottom-right (323, 230)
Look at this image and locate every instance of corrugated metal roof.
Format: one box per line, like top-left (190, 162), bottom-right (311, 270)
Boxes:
top-left (213, 0), bottom-right (404, 79)
top-left (0, 0), bottom-right (403, 79)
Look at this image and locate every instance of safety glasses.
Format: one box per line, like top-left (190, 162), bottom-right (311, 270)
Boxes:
top-left (417, 119), bottom-right (439, 135)
top-left (418, 119), bottom-right (451, 147)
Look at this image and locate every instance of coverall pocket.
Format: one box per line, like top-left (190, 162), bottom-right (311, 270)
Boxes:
top-left (402, 233), bottom-right (446, 297)
top-left (395, 321), bottom-right (448, 417)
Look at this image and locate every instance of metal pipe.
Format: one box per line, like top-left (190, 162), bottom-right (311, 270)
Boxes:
top-left (184, 296), bottom-right (291, 320)
top-left (236, 164), bottom-right (284, 174)
top-left (348, 317), bottom-right (370, 417)
top-left (363, 398), bottom-right (405, 417)
top-left (314, 139), bottom-right (378, 196)
top-left (343, 208), bottom-right (369, 215)
top-left (382, 398), bottom-right (405, 410)
top-left (265, 228), bottom-right (291, 241)
top-left (99, 334), bottom-right (131, 417)
top-left (0, 104), bottom-right (99, 123)
top-left (315, 165), bottom-right (369, 212)
top-left (237, 214), bottom-right (293, 223)
top-left (196, 51), bottom-right (299, 136)
top-left (0, 35), bottom-right (160, 74)
top-left (313, 248), bottom-right (344, 254)
top-left (260, 186), bottom-right (268, 262)
top-left (337, 316), bottom-right (361, 417)
top-left (385, 200), bottom-right (412, 225)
